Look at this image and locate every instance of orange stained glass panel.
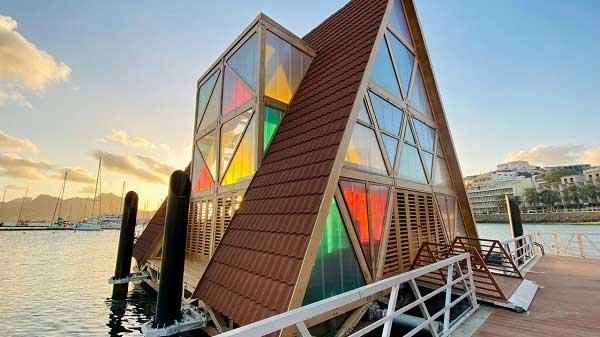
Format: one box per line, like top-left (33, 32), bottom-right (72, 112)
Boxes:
top-left (192, 147), bottom-right (213, 193)
top-left (222, 67), bottom-right (253, 116)
top-left (369, 184), bottom-right (389, 243)
top-left (344, 124), bottom-right (387, 175)
top-left (222, 114), bottom-right (257, 185)
top-left (339, 180), bottom-right (371, 268)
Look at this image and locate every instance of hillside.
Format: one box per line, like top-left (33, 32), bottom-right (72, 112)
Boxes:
top-left (0, 193), bottom-right (157, 223)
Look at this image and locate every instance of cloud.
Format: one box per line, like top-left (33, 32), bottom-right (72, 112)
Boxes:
top-left (0, 15), bottom-right (71, 91)
top-left (53, 167), bottom-right (95, 184)
top-left (93, 150), bottom-right (166, 184)
top-left (78, 185), bottom-right (96, 194)
top-left (0, 131), bottom-right (37, 152)
top-left (103, 129), bottom-right (157, 149)
top-left (0, 153), bottom-right (54, 180)
top-left (134, 155), bottom-right (176, 177)
top-left (5, 184), bottom-right (26, 190)
top-left (505, 144), bottom-right (600, 166)
top-left (0, 90), bottom-right (32, 108)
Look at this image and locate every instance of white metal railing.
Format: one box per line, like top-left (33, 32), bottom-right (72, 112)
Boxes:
top-left (533, 232), bottom-right (600, 258)
top-left (215, 253), bottom-right (478, 337)
top-left (501, 234), bottom-right (539, 270)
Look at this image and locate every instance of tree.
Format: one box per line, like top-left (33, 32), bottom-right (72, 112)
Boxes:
top-left (523, 188), bottom-right (540, 208)
top-left (565, 184), bottom-right (581, 207)
top-left (578, 183), bottom-right (599, 205)
top-left (494, 195), bottom-right (507, 213)
top-left (543, 168), bottom-right (579, 183)
top-left (539, 189), bottom-right (561, 211)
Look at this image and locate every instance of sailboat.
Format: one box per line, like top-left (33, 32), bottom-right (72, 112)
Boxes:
top-left (100, 180), bottom-right (125, 230)
top-left (75, 157), bottom-right (102, 231)
top-left (51, 171), bottom-right (70, 228)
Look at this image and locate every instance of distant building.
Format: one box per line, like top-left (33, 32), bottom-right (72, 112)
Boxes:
top-left (497, 160), bottom-right (537, 172)
top-left (466, 177), bottom-right (534, 214)
top-left (583, 167), bottom-right (600, 183)
top-left (535, 168), bottom-right (600, 207)
top-left (545, 164), bottom-right (591, 172)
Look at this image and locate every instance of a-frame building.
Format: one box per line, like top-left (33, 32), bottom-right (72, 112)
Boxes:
top-left (133, 0), bottom-right (478, 334)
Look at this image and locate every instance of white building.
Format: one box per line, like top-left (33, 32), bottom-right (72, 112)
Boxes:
top-left (466, 177), bottom-right (534, 214)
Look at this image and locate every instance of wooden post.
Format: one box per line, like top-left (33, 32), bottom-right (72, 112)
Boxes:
top-left (112, 191), bottom-right (138, 300)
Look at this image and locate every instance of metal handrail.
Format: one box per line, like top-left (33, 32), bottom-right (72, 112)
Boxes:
top-left (501, 234), bottom-right (539, 270)
top-left (215, 253), bottom-right (478, 337)
top-left (533, 232), bottom-right (600, 258)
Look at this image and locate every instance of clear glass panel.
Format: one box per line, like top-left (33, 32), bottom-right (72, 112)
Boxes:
top-left (357, 101), bottom-right (372, 125)
top-left (197, 71), bottom-right (221, 134)
top-left (398, 143), bottom-right (427, 183)
top-left (413, 118), bottom-right (435, 152)
top-left (389, 0), bottom-right (413, 44)
top-left (381, 134), bottom-right (398, 167)
top-left (222, 114), bottom-right (256, 185)
top-left (369, 185), bottom-right (389, 265)
top-left (302, 199), bottom-right (365, 305)
top-left (265, 31), bottom-right (311, 104)
top-left (436, 194), bottom-right (449, 227)
top-left (263, 106), bottom-right (283, 151)
top-left (196, 130), bottom-right (217, 180)
top-left (368, 91), bottom-right (403, 136)
top-left (370, 39), bottom-right (401, 98)
top-left (345, 124), bottom-right (387, 175)
top-left (434, 157), bottom-right (451, 187)
top-left (196, 70), bottom-right (220, 130)
top-left (455, 204), bottom-right (467, 237)
top-left (339, 180), bottom-right (371, 268)
top-left (422, 151), bottom-right (434, 177)
top-left (220, 109), bottom-right (252, 178)
top-left (227, 33), bottom-right (258, 90)
top-left (191, 146), bottom-right (213, 193)
top-left (411, 69), bottom-right (432, 118)
top-left (447, 196), bottom-right (456, 235)
top-left (387, 31), bottom-right (414, 97)
top-left (436, 139), bottom-right (445, 158)
top-left (222, 67), bottom-right (253, 116)
top-left (404, 121), bottom-right (416, 144)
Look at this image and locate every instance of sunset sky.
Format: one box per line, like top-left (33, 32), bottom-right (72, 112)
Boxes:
top-left (1, 0), bottom-right (599, 205)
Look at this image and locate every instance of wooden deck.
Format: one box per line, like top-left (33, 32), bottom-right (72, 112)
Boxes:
top-left (472, 256), bottom-right (600, 337)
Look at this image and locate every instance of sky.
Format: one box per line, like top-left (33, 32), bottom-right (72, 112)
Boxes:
top-left (1, 0), bottom-right (599, 205)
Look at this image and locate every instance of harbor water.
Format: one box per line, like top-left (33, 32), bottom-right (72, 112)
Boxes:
top-left (0, 223), bottom-right (599, 336)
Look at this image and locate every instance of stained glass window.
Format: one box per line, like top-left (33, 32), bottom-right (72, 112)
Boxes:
top-left (411, 69), bottom-right (432, 118)
top-left (387, 31), bottom-right (414, 96)
top-left (220, 110), bottom-right (252, 178)
top-left (434, 157), bottom-right (451, 187)
top-left (191, 146), bottom-right (213, 193)
top-left (265, 31), bottom-right (311, 104)
top-left (422, 151), bottom-right (433, 177)
top-left (381, 134), bottom-right (398, 167)
top-left (369, 185), bottom-right (389, 262)
top-left (389, 0), bottom-right (412, 45)
top-left (222, 114), bottom-right (256, 185)
top-left (345, 124), bottom-right (387, 175)
top-left (197, 71), bottom-right (221, 134)
top-left (227, 33), bottom-right (258, 90)
top-left (339, 181), bottom-right (370, 268)
top-left (263, 106), bottom-right (283, 151)
top-left (357, 101), bottom-right (372, 125)
top-left (369, 91), bottom-right (403, 136)
top-left (404, 121), bottom-right (416, 144)
top-left (222, 67), bottom-right (253, 116)
top-left (302, 199), bottom-right (365, 305)
top-left (413, 118), bottom-right (435, 152)
top-left (370, 39), bottom-right (401, 98)
top-left (398, 143), bottom-right (427, 183)
top-left (196, 130), bottom-right (217, 180)
top-left (196, 70), bottom-right (220, 130)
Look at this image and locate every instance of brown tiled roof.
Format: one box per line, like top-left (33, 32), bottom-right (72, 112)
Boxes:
top-left (195, 0), bottom-right (388, 325)
top-left (132, 165), bottom-right (190, 264)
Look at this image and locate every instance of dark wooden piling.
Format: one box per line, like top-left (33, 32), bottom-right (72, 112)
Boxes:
top-left (112, 191), bottom-right (138, 300)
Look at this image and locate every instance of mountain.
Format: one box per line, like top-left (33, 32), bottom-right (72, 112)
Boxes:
top-left (0, 193), bottom-right (157, 223)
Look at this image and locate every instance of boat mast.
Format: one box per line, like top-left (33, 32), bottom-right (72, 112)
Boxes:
top-left (120, 180), bottom-right (125, 216)
top-left (0, 186), bottom-right (6, 221)
top-left (91, 156), bottom-right (101, 219)
top-left (99, 156), bottom-right (102, 217)
top-left (17, 187), bottom-right (28, 224)
top-left (51, 170), bottom-right (68, 224)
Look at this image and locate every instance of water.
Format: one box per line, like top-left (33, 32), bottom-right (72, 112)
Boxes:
top-left (1, 224), bottom-right (599, 336)
top-left (0, 230), bottom-right (155, 337)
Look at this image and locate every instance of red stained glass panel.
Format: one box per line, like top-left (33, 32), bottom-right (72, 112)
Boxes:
top-left (222, 68), bottom-right (253, 116)
top-left (192, 148), bottom-right (213, 193)
top-left (340, 180), bottom-right (371, 267)
top-left (369, 184), bottom-right (389, 260)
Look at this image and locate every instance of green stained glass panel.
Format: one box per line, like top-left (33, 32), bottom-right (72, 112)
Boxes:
top-left (368, 91), bottom-right (403, 136)
top-left (302, 199), bottom-right (365, 305)
top-left (411, 70), bottom-right (432, 118)
top-left (389, 0), bottom-right (413, 44)
top-left (263, 106), bottom-right (283, 150)
top-left (227, 33), bottom-right (258, 90)
top-left (413, 118), bottom-right (435, 152)
top-left (398, 143), bottom-right (427, 183)
top-left (381, 134), bottom-right (398, 167)
top-left (387, 31), bottom-right (414, 96)
top-left (370, 40), bottom-right (401, 98)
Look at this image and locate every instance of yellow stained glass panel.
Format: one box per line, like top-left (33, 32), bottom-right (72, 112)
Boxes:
top-left (222, 115), bottom-right (257, 185)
